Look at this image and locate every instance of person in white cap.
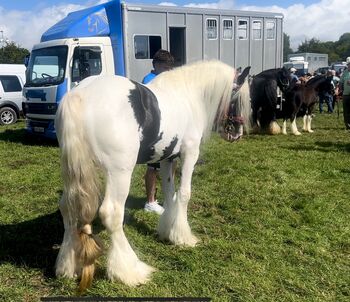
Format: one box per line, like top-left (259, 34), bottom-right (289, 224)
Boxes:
top-left (289, 67), bottom-right (300, 84)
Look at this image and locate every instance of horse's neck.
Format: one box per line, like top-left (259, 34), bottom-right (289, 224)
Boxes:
top-left (307, 77), bottom-right (324, 89)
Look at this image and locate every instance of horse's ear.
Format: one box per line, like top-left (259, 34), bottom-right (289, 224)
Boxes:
top-left (236, 66), bottom-right (251, 85)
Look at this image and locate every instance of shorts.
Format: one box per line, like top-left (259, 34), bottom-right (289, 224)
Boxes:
top-left (147, 162), bottom-right (160, 170)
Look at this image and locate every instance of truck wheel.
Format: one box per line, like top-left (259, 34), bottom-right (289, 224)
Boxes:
top-left (0, 107), bottom-right (18, 125)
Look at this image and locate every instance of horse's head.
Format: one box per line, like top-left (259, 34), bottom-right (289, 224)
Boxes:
top-left (310, 75), bottom-right (335, 95)
top-left (324, 75), bottom-right (335, 95)
top-left (220, 66), bottom-right (251, 142)
top-left (277, 67), bottom-right (290, 92)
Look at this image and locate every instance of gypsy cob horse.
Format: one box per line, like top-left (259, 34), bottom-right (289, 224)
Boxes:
top-left (280, 75), bottom-right (334, 135)
top-left (250, 67), bottom-right (290, 134)
top-left (54, 60), bottom-right (251, 291)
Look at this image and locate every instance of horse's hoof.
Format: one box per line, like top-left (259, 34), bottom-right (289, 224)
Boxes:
top-left (293, 131), bottom-right (302, 136)
top-left (268, 121), bottom-right (281, 135)
top-left (108, 261), bottom-right (155, 286)
top-left (251, 125), bottom-right (260, 134)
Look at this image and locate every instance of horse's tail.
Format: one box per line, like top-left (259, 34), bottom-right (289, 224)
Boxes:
top-left (55, 91), bottom-right (103, 292)
top-left (236, 80), bottom-right (251, 133)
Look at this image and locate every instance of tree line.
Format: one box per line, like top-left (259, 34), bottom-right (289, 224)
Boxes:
top-left (0, 42), bottom-right (29, 64)
top-left (284, 32), bottom-right (350, 64)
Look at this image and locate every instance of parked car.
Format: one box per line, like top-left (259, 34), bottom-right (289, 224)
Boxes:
top-left (331, 62), bottom-right (347, 74)
top-left (0, 64), bottom-right (26, 125)
top-left (314, 66), bottom-right (331, 75)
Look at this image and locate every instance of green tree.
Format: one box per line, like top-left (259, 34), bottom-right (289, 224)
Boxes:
top-left (0, 41), bottom-right (30, 64)
top-left (283, 33), bottom-right (293, 62)
top-left (334, 33), bottom-right (350, 61)
top-left (297, 38), bottom-right (330, 53)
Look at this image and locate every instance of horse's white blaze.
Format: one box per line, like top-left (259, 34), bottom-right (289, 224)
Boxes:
top-left (55, 60), bottom-right (251, 287)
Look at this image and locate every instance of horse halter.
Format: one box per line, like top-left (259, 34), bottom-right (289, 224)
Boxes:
top-left (220, 84), bottom-right (245, 142)
top-left (278, 76), bottom-right (290, 92)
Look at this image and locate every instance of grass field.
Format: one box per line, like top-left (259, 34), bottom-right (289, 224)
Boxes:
top-left (0, 113), bottom-right (349, 302)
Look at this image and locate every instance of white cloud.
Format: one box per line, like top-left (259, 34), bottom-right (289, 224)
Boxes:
top-left (185, 0), bottom-right (235, 9)
top-left (0, 4), bottom-right (86, 49)
top-left (158, 2), bottom-right (178, 6)
top-left (187, 0), bottom-right (350, 50)
top-left (1, 0), bottom-right (349, 51)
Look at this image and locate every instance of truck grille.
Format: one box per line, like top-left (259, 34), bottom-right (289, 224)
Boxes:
top-left (24, 103), bottom-right (57, 115)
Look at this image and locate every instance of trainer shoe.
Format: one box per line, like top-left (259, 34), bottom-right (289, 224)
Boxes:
top-left (144, 201), bottom-right (164, 215)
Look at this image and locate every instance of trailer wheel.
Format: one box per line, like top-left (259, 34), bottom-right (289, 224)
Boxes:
top-left (0, 107), bottom-right (18, 125)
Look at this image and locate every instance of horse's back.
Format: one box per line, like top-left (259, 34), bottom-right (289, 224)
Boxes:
top-left (64, 75), bottom-right (142, 167)
top-left (66, 75), bottom-right (187, 166)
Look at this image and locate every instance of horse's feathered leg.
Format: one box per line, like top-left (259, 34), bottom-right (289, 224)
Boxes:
top-left (303, 115), bottom-right (308, 131)
top-left (99, 167), bottom-right (155, 286)
top-left (55, 92), bottom-right (102, 292)
top-left (305, 114), bottom-right (314, 133)
top-left (290, 117), bottom-right (301, 135)
top-left (55, 193), bottom-right (80, 278)
top-left (158, 144), bottom-right (199, 247)
top-left (158, 160), bottom-right (176, 240)
top-left (282, 119), bottom-right (287, 135)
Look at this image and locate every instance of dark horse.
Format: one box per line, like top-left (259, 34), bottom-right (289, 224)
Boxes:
top-left (250, 67), bottom-right (290, 134)
top-left (279, 75), bottom-right (334, 135)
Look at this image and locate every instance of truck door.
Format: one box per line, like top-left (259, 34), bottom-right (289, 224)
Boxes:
top-left (71, 46), bottom-right (103, 88)
top-left (169, 27), bottom-right (186, 67)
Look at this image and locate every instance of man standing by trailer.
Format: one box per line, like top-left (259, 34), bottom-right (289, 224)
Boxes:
top-left (142, 49), bottom-right (175, 214)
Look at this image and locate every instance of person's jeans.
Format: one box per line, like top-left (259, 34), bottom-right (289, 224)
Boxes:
top-left (319, 93), bottom-right (333, 113)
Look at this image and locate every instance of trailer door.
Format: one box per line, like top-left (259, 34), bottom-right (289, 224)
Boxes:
top-left (169, 27), bottom-right (186, 67)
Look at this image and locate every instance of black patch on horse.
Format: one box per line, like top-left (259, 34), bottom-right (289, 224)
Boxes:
top-left (128, 81), bottom-right (162, 163)
top-left (160, 136), bottom-right (179, 161)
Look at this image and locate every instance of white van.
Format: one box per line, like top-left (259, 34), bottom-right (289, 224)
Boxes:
top-left (0, 64), bottom-right (26, 125)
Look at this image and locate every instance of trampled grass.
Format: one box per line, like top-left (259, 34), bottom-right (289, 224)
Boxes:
top-left (0, 113), bottom-right (349, 301)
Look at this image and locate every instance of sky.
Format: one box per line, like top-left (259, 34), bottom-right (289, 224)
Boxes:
top-left (0, 0), bottom-right (347, 52)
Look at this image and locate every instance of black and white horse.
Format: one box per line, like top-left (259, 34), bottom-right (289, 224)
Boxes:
top-left (250, 67), bottom-right (290, 134)
top-left (54, 60), bottom-right (251, 290)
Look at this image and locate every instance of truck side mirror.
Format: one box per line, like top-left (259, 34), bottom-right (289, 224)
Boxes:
top-left (24, 55), bottom-right (30, 67)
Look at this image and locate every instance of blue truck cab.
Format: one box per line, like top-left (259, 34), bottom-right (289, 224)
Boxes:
top-left (23, 0), bottom-right (124, 138)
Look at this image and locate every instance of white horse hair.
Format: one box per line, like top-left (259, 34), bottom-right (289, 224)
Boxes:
top-left (54, 60), bottom-right (251, 290)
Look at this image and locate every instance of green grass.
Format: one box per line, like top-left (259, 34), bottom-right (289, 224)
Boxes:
top-left (0, 114), bottom-right (349, 302)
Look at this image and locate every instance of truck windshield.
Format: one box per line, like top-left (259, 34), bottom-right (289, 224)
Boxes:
top-left (25, 46), bottom-right (68, 87)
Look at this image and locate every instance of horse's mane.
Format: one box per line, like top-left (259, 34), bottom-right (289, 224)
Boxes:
top-left (254, 68), bottom-right (281, 79)
top-left (305, 75), bottom-right (326, 87)
top-left (149, 60), bottom-right (235, 139)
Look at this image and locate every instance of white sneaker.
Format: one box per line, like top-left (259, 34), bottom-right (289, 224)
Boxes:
top-left (144, 201), bottom-right (164, 215)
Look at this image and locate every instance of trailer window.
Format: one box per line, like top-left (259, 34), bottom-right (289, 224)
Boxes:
top-left (134, 35), bottom-right (162, 59)
top-left (72, 46), bottom-right (102, 82)
top-left (206, 19), bottom-right (218, 40)
top-left (222, 19), bottom-right (233, 40)
top-left (252, 20), bottom-right (262, 40)
top-left (0, 76), bottom-right (22, 92)
top-left (238, 20), bottom-right (248, 40)
top-left (266, 21), bottom-right (276, 40)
